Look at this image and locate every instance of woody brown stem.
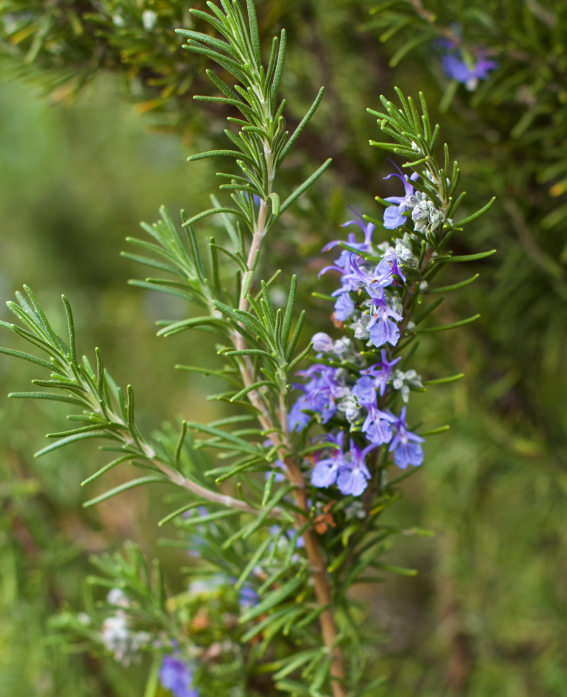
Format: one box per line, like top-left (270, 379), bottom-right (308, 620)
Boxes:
top-left (232, 198), bottom-right (273, 424)
top-left (286, 459), bottom-right (347, 697)
top-left (230, 150), bottom-right (346, 696)
top-left (149, 456), bottom-right (260, 515)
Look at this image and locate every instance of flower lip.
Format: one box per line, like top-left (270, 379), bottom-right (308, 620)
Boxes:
top-left (381, 160), bottom-right (420, 230)
top-left (323, 207), bottom-right (375, 254)
top-left (383, 159), bottom-right (420, 197)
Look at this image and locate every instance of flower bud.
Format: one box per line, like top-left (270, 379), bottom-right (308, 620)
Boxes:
top-left (312, 332), bottom-right (334, 353)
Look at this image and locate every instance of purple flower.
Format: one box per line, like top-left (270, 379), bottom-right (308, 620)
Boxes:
top-left (312, 434), bottom-right (376, 497)
top-left (351, 372), bottom-right (397, 445)
top-left (323, 208), bottom-right (375, 255)
top-left (244, 191), bottom-right (262, 207)
top-left (366, 419), bottom-right (394, 446)
top-left (289, 393), bottom-right (312, 431)
top-left (320, 253), bottom-right (362, 323)
top-left (320, 212), bottom-right (378, 311)
top-left (440, 42), bottom-right (497, 90)
top-left (361, 403), bottom-right (396, 445)
top-left (336, 439), bottom-right (377, 496)
top-left (301, 364), bottom-right (341, 393)
top-left (388, 407), bottom-right (424, 469)
top-left (368, 295), bottom-right (403, 348)
top-left (312, 452), bottom-right (344, 488)
top-left (328, 254), bottom-right (400, 326)
top-left (289, 365), bottom-right (344, 430)
top-left (311, 432), bottom-right (345, 488)
top-left (324, 252), bottom-right (367, 294)
top-left (382, 163), bottom-right (420, 230)
top-left (359, 350), bottom-right (402, 397)
top-left (333, 292), bottom-right (355, 322)
top-left (349, 256), bottom-right (394, 295)
top-left (312, 332), bottom-right (334, 353)
top-left (239, 583), bottom-right (259, 609)
top-left (381, 246), bottom-right (407, 283)
top-left (159, 655), bottom-right (198, 697)
top-left (352, 375), bottom-right (376, 404)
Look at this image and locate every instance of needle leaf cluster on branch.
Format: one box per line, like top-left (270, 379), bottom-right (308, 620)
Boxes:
top-left (4, 1), bottom-right (563, 696)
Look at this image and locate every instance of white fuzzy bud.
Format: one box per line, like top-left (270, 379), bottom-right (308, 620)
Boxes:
top-left (142, 10), bottom-right (157, 30)
top-left (312, 332), bottom-right (334, 353)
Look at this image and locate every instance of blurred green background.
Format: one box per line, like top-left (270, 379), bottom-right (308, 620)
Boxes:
top-left (1, 1), bottom-right (567, 695)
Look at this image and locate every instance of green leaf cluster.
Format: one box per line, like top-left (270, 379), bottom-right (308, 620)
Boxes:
top-left (176, 0), bottom-right (330, 235)
top-left (4, 1), bottom-right (563, 696)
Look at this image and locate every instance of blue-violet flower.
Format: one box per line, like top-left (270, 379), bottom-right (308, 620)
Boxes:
top-left (439, 41), bottom-right (497, 90)
top-left (159, 655), bottom-right (199, 697)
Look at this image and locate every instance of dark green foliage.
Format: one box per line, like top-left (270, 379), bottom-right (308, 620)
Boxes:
top-left (1, 0), bottom-right (567, 696)
top-left (0, 0), bottom-right (195, 123)
top-left (366, 0), bottom-right (567, 448)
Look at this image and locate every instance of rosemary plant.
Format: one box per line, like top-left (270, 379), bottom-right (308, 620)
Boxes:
top-left (0, 2), bottom-right (495, 696)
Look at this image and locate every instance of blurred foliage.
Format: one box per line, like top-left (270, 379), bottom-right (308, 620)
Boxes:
top-left (1, 0), bottom-right (566, 695)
